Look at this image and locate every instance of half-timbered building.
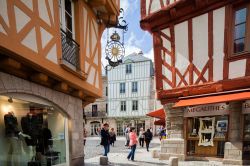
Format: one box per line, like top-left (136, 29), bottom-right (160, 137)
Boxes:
top-left (0, 0), bottom-right (120, 165)
top-left (141, 0), bottom-right (250, 164)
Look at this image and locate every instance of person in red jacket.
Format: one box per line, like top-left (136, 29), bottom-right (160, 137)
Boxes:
top-left (127, 127), bottom-right (137, 161)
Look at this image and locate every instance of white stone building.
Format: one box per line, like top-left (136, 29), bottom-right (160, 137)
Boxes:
top-left (107, 52), bottom-right (157, 135)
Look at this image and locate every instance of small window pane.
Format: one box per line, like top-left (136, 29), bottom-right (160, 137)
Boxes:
top-left (234, 38), bottom-right (245, 53)
top-left (235, 8), bottom-right (247, 25)
top-left (234, 23), bottom-right (246, 39)
top-left (65, 0), bottom-right (72, 14)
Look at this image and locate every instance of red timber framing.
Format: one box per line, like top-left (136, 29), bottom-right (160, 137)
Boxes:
top-left (141, 0), bottom-right (250, 103)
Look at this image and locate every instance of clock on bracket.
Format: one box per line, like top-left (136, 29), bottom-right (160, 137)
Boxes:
top-left (105, 31), bottom-right (125, 67)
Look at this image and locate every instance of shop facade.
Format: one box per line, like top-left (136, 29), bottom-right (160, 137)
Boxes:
top-left (160, 97), bottom-right (250, 165)
top-left (0, 72), bottom-right (83, 166)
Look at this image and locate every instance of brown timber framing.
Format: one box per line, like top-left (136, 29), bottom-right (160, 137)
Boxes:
top-left (188, 19), bottom-right (193, 85)
top-left (153, 32), bottom-right (163, 92)
top-left (141, 0), bottom-right (239, 32)
top-left (169, 25), bottom-right (176, 88)
top-left (208, 11), bottom-right (213, 82)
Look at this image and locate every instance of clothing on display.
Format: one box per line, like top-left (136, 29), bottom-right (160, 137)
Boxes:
top-left (21, 113), bottom-right (43, 146)
top-left (4, 112), bottom-right (20, 138)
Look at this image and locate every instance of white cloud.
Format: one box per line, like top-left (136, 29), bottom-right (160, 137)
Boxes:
top-left (143, 48), bottom-right (154, 62)
top-left (120, 0), bottom-right (139, 17)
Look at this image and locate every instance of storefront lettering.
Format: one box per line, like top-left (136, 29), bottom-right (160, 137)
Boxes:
top-left (184, 103), bottom-right (229, 117)
top-left (242, 101), bottom-right (250, 114)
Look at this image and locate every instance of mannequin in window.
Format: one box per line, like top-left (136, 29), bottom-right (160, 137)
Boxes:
top-left (4, 111), bottom-right (30, 166)
top-left (21, 111), bottom-right (42, 147)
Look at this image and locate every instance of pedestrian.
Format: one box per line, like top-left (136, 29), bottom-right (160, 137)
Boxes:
top-left (138, 128), bottom-right (145, 147)
top-left (127, 127), bottom-right (137, 161)
top-left (109, 128), bottom-right (116, 147)
top-left (160, 129), bottom-right (167, 141)
top-left (144, 129), bottom-right (153, 152)
top-left (83, 127), bottom-right (87, 146)
top-left (100, 123), bottom-right (110, 156)
top-left (124, 125), bottom-right (130, 147)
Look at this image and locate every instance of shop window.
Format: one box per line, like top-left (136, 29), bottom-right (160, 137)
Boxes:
top-left (243, 114), bottom-right (250, 160)
top-left (90, 122), bottom-right (101, 136)
top-left (116, 122), bottom-right (124, 136)
top-left (0, 96), bottom-right (68, 165)
top-left (228, 2), bottom-right (250, 58)
top-left (186, 116), bottom-right (228, 157)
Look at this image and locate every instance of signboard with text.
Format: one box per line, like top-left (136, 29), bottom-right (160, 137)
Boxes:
top-left (242, 100), bottom-right (250, 114)
top-left (184, 103), bottom-right (229, 117)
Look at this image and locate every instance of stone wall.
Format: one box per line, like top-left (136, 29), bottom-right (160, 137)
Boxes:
top-left (223, 102), bottom-right (243, 165)
top-left (160, 103), bottom-right (185, 160)
top-left (164, 103), bottom-right (184, 139)
top-left (0, 72), bottom-right (84, 165)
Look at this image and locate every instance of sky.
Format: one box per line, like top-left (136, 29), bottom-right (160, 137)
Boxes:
top-left (101, 0), bottom-right (153, 71)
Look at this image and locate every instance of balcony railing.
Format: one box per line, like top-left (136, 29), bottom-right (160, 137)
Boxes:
top-left (60, 29), bottom-right (80, 71)
top-left (84, 111), bottom-right (107, 118)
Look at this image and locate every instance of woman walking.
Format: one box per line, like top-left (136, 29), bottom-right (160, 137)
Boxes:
top-left (127, 127), bottom-right (137, 161)
top-left (109, 128), bottom-right (116, 147)
top-left (138, 128), bottom-right (145, 147)
top-left (144, 129), bottom-right (153, 152)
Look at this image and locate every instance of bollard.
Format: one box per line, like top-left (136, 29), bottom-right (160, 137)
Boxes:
top-left (169, 157), bottom-right (178, 166)
top-left (99, 156), bottom-right (108, 165)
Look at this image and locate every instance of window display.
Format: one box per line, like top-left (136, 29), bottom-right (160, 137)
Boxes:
top-left (186, 116), bottom-right (228, 157)
top-left (0, 96), bottom-right (68, 166)
top-left (198, 117), bottom-right (215, 146)
top-left (243, 114), bottom-right (250, 160)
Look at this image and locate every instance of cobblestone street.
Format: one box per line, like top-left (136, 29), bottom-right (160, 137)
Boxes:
top-left (83, 137), bottom-right (236, 166)
top-left (84, 136), bottom-right (160, 160)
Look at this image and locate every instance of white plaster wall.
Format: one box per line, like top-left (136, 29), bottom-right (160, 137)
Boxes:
top-left (192, 14), bottom-right (209, 78)
top-left (229, 60), bottom-right (246, 79)
top-left (174, 21), bottom-right (189, 85)
top-left (150, 0), bottom-right (161, 13)
top-left (108, 60), bottom-right (153, 117)
top-left (213, 7), bottom-right (225, 82)
top-left (162, 64), bottom-right (172, 83)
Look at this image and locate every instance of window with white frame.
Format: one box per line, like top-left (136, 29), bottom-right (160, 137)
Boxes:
top-left (59, 0), bottom-right (75, 39)
top-left (121, 101), bottom-right (126, 111)
top-left (132, 100), bottom-right (138, 111)
top-left (120, 83), bottom-right (125, 93)
top-left (132, 82), bottom-right (138, 92)
top-left (126, 64), bottom-right (132, 74)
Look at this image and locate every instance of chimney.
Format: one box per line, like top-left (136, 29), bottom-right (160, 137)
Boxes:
top-left (138, 51), bottom-right (143, 56)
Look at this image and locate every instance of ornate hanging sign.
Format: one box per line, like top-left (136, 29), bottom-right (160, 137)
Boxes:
top-left (105, 8), bottom-right (128, 69)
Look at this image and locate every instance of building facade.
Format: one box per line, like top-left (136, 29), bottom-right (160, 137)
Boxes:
top-left (84, 76), bottom-right (112, 136)
top-left (0, 0), bottom-right (120, 165)
top-left (141, 0), bottom-right (250, 165)
top-left (107, 52), bottom-right (156, 135)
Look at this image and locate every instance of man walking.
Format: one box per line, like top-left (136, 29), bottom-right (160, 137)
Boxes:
top-left (100, 123), bottom-right (110, 156)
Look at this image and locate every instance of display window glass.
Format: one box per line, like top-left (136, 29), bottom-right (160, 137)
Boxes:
top-left (243, 114), bottom-right (250, 160)
top-left (0, 95), bottom-right (68, 166)
top-left (186, 116), bottom-right (228, 157)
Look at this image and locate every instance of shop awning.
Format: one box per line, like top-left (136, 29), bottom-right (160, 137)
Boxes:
top-left (146, 108), bottom-right (165, 119)
top-left (154, 119), bottom-right (165, 126)
top-left (173, 91), bottom-right (250, 108)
